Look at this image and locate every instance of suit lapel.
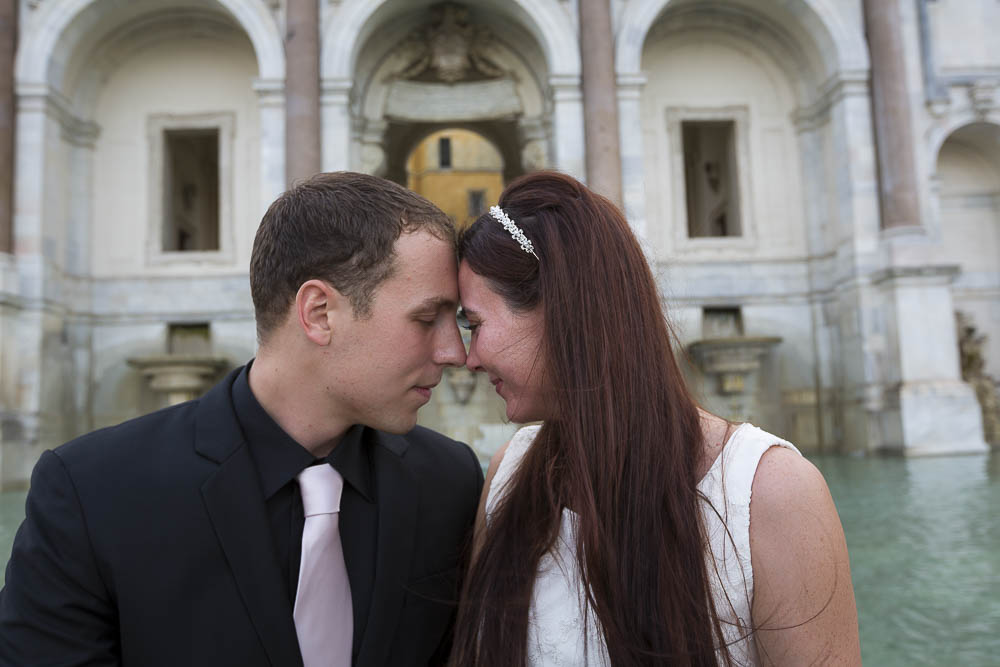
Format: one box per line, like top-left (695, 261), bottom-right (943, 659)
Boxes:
top-left (196, 369), bottom-right (303, 667)
top-left (356, 432), bottom-right (418, 667)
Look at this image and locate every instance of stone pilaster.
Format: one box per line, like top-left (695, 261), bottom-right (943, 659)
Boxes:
top-left (549, 75), bottom-right (586, 183)
top-left (863, 0), bottom-right (921, 229)
top-left (874, 266), bottom-right (988, 455)
top-left (617, 73), bottom-right (646, 240)
top-left (321, 78), bottom-right (352, 174)
top-left (579, 0), bottom-right (622, 205)
top-left (285, 0), bottom-right (320, 185)
top-left (254, 78), bottom-right (285, 216)
top-left (0, 0), bottom-right (14, 253)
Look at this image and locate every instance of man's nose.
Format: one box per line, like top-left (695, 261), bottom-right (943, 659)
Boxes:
top-left (465, 338), bottom-right (483, 373)
top-left (435, 321), bottom-right (467, 367)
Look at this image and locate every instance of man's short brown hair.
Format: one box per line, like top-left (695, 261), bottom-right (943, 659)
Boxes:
top-left (250, 172), bottom-right (455, 340)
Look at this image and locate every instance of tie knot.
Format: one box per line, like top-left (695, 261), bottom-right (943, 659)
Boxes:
top-left (297, 464), bottom-right (344, 517)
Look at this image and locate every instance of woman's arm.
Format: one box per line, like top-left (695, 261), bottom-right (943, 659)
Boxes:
top-left (749, 446), bottom-right (861, 665)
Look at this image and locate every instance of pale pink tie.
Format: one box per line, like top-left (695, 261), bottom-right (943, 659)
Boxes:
top-left (294, 464), bottom-right (353, 667)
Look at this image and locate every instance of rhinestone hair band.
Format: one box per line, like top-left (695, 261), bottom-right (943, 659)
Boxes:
top-left (489, 205), bottom-right (539, 260)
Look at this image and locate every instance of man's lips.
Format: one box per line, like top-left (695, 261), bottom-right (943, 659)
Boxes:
top-left (414, 384), bottom-right (436, 399)
top-left (490, 378), bottom-right (503, 395)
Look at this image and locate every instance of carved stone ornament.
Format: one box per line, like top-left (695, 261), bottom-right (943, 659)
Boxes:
top-left (396, 3), bottom-right (505, 84)
top-left (969, 82), bottom-right (997, 118)
top-left (957, 311), bottom-right (1000, 446)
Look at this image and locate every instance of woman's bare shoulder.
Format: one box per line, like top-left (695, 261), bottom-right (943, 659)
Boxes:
top-left (748, 445), bottom-right (861, 665)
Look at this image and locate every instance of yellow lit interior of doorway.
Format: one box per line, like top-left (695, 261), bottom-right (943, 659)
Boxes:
top-left (406, 129), bottom-right (504, 230)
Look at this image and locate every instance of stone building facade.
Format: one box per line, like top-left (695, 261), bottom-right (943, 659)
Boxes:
top-left (0, 0), bottom-right (996, 488)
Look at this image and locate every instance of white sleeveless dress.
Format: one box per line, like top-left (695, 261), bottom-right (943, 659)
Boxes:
top-left (484, 423), bottom-right (800, 666)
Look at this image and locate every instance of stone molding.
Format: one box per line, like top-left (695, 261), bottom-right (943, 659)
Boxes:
top-left (615, 72), bottom-right (646, 96)
top-left (870, 264), bottom-right (961, 287)
top-left (792, 69), bottom-right (870, 132)
top-left (253, 78), bottom-right (285, 108)
top-left (15, 82), bottom-right (99, 147)
top-left (548, 74), bottom-right (582, 100)
top-left (663, 105), bottom-right (756, 255)
top-left (145, 111), bottom-right (236, 267)
top-left (384, 79), bottom-right (522, 122)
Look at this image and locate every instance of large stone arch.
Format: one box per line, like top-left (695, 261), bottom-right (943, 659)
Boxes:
top-left (614, 0), bottom-right (870, 246)
top-left (322, 0), bottom-right (585, 179)
top-left (16, 0), bottom-right (284, 86)
top-left (929, 112), bottom-right (1000, 166)
top-left (14, 0), bottom-right (286, 251)
top-left (321, 0), bottom-right (580, 80)
top-left (615, 0), bottom-right (867, 79)
top-left (931, 121), bottom-right (1000, 382)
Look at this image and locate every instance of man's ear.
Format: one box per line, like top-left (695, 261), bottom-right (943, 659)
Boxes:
top-left (295, 279), bottom-right (349, 346)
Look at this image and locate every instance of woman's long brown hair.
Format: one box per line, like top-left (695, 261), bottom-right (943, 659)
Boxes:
top-left (450, 172), bottom-right (733, 666)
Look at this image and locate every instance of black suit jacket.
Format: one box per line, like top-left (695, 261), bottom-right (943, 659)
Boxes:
top-left (0, 367), bottom-right (483, 666)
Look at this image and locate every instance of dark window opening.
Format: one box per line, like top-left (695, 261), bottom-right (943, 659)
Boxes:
top-left (439, 136), bottom-right (452, 169)
top-left (683, 121), bottom-right (741, 238)
top-left (163, 129), bottom-right (219, 251)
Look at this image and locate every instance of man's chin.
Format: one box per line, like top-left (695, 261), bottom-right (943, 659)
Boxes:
top-left (373, 413), bottom-right (419, 435)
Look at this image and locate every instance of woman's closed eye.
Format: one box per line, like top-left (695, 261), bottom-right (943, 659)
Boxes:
top-left (457, 308), bottom-right (479, 332)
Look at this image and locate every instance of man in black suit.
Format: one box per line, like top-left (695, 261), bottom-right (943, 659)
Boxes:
top-left (0, 172), bottom-right (484, 666)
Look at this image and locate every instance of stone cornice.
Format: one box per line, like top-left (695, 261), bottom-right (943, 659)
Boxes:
top-left (870, 264), bottom-right (961, 286)
top-left (793, 69), bottom-right (870, 131)
top-left (16, 82), bottom-right (100, 147)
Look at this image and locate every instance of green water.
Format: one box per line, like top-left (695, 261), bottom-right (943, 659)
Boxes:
top-left (814, 453), bottom-right (1000, 666)
top-left (2, 454), bottom-right (998, 664)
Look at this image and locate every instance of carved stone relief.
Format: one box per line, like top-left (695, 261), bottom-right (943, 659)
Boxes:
top-left (394, 3), bottom-right (506, 84)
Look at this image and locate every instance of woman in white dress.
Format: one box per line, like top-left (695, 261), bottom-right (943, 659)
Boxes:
top-left (450, 172), bottom-right (861, 666)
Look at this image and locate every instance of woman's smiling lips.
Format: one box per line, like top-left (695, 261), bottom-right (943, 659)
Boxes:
top-left (413, 385), bottom-right (435, 400)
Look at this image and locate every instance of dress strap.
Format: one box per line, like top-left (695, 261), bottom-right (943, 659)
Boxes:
top-left (485, 424), bottom-right (541, 519)
top-left (707, 423), bottom-right (799, 508)
top-left (697, 422), bottom-right (801, 662)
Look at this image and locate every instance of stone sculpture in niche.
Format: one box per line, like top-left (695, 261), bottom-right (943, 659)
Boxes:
top-left (957, 311), bottom-right (1000, 446)
top-left (396, 3), bottom-right (505, 83)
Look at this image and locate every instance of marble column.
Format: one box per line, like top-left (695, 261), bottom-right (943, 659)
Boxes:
top-left (579, 0), bottom-right (622, 205)
top-left (0, 0), bottom-right (15, 253)
top-left (863, 0), bottom-right (921, 229)
top-left (285, 0), bottom-right (321, 185)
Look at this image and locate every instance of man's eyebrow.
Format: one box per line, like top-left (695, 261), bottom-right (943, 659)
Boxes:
top-left (410, 296), bottom-right (457, 313)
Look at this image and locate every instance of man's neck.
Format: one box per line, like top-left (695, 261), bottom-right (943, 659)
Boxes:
top-left (247, 355), bottom-right (349, 459)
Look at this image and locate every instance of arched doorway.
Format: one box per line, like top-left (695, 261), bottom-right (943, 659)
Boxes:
top-left (344, 3), bottom-right (555, 461)
top-left (9, 0), bottom-right (276, 459)
top-left (406, 128), bottom-right (505, 229)
top-left (935, 122), bottom-right (1000, 379)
